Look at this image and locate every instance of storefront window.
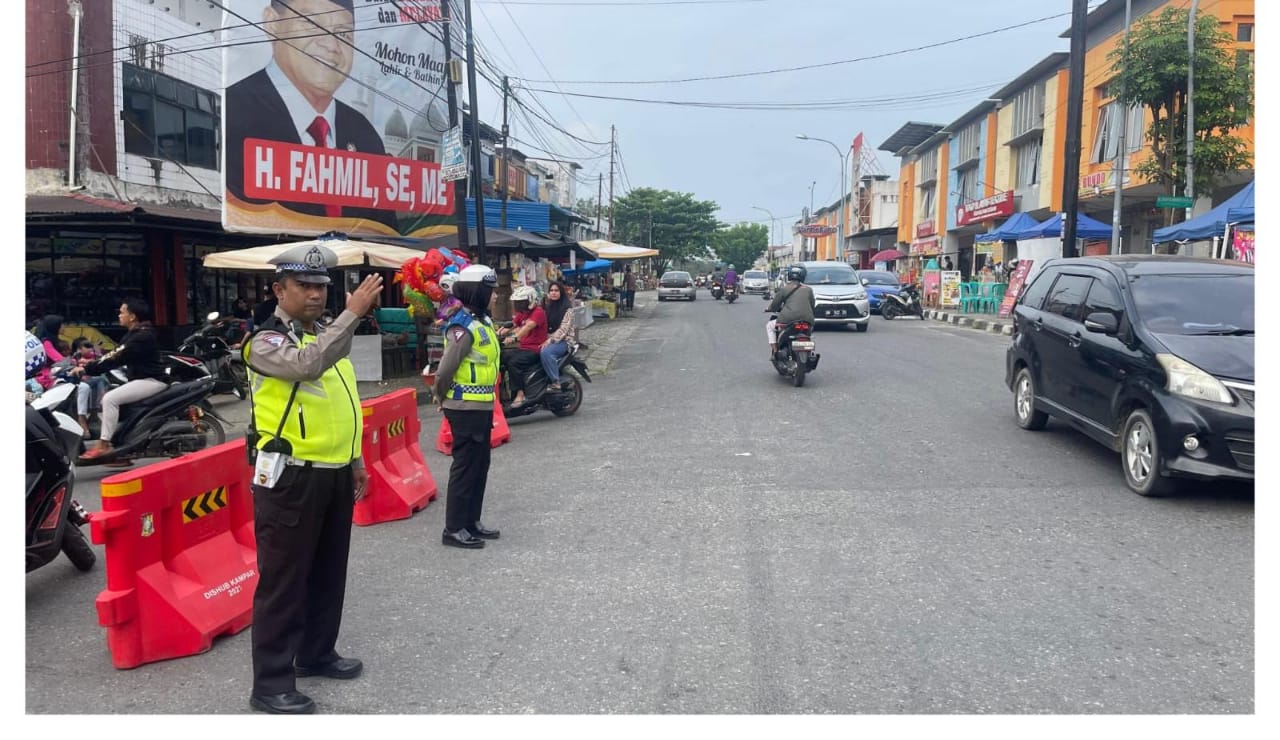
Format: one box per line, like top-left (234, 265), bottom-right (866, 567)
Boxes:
top-left (28, 233), bottom-right (151, 329)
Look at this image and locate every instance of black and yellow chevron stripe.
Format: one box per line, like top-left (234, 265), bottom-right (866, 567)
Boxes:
top-left (387, 418), bottom-right (406, 437)
top-left (182, 486), bottom-right (228, 523)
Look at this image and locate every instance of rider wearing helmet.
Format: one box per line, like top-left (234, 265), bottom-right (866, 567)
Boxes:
top-left (722, 264), bottom-right (739, 295)
top-left (765, 264), bottom-right (816, 357)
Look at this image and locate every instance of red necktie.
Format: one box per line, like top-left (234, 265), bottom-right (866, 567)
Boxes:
top-left (305, 115), bottom-right (342, 218)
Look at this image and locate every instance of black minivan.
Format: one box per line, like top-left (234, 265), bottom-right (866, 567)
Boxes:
top-left (1005, 256), bottom-right (1253, 496)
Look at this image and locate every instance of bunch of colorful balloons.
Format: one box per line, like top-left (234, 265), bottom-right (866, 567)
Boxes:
top-left (396, 247), bottom-right (471, 320)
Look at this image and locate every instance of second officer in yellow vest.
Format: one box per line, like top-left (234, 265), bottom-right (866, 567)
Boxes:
top-left (242, 243), bottom-right (384, 715)
top-left (431, 264), bottom-right (501, 549)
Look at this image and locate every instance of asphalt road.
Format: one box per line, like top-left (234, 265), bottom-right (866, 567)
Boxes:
top-left (26, 295), bottom-right (1254, 714)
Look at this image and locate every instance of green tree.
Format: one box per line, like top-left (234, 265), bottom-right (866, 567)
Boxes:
top-left (573, 197), bottom-right (601, 219)
top-left (1109, 6), bottom-right (1253, 197)
top-left (710, 223), bottom-right (769, 272)
top-left (612, 188), bottom-right (720, 266)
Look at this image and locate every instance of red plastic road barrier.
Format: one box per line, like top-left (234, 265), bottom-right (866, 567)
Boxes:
top-left (90, 440), bottom-right (257, 670)
top-left (353, 388), bottom-right (437, 526)
top-left (434, 374), bottom-right (510, 455)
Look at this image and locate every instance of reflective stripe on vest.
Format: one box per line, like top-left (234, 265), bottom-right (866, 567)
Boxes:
top-left (446, 313), bottom-right (499, 402)
top-left (245, 331), bottom-right (363, 464)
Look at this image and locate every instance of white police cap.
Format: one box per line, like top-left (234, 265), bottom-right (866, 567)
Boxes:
top-left (269, 244), bottom-right (337, 284)
top-left (456, 264), bottom-right (496, 286)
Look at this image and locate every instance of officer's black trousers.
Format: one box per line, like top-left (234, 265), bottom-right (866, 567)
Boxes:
top-left (250, 464), bottom-right (354, 695)
top-left (442, 407), bottom-right (493, 533)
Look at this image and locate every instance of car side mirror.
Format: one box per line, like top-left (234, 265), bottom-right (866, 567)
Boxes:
top-left (861, 278), bottom-right (869, 286)
top-left (1083, 312), bottom-right (1119, 335)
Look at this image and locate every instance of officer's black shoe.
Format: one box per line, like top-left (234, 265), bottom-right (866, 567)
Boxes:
top-left (442, 529), bottom-right (485, 548)
top-left (249, 691), bottom-right (316, 714)
top-left (467, 522), bottom-right (500, 540)
top-left (296, 657), bottom-right (364, 679)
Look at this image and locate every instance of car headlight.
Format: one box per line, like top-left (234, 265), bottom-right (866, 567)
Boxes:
top-left (852, 290), bottom-right (867, 300)
top-left (1156, 353), bottom-right (1233, 404)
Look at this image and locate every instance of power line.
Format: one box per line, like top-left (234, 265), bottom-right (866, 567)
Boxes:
top-left (515, 11), bottom-right (1078, 85)
top-left (478, 0), bottom-right (769, 5)
top-left (517, 82), bottom-right (1016, 111)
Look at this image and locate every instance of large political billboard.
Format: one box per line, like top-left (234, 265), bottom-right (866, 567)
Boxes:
top-left (221, 0), bottom-right (456, 237)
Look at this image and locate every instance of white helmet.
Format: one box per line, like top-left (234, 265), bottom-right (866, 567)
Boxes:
top-left (457, 264), bottom-right (497, 286)
top-left (25, 331), bottom-right (47, 380)
top-left (511, 285), bottom-right (538, 303)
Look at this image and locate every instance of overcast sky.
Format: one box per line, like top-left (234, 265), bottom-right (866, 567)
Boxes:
top-left (468, 0), bottom-right (1082, 239)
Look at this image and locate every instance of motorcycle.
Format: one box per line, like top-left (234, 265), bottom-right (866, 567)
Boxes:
top-left (73, 374), bottom-right (229, 466)
top-left (499, 342), bottom-right (592, 419)
top-left (170, 312), bottom-right (248, 398)
top-left (710, 282), bottom-right (724, 300)
top-left (26, 384), bottom-right (96, 573)
top-left (768, 313), bottom-right (820, 387)
top-left (725, 284), bottom-right (738, 304)
top-left (881, 283), bottom-right (924, 320)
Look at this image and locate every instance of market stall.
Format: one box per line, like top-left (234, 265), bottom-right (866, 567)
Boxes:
top-left (1152, 181), bottom-right (1254, 261)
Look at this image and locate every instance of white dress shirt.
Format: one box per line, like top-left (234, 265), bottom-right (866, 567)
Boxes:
top-left (266, 61), bottom-right (337, 148)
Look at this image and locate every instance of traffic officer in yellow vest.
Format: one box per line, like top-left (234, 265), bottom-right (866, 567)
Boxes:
top-left (243, 243), bottom-right (384, 714)
top-left (432, 264), bottom-right (501, 549)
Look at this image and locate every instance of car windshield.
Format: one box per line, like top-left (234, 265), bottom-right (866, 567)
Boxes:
top-left (744, 271), bottom-right (767, 279)
top-left (859, 272), bottom-right (899, 285)
top-left (805, 266), bottom-right (858, 285)
top-left (661, 273), bottom-right (690, 282)
top-left (1130, 274), bottom-right (1255, 335)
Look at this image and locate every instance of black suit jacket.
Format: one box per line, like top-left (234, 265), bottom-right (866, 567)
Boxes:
top-left (226, 68), bottom-right (400, 232)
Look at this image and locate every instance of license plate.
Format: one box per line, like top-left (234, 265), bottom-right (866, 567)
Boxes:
top-left (828, 309), bottom-right (846, 317)
top-left (791, 341), bottom-right (815, 350)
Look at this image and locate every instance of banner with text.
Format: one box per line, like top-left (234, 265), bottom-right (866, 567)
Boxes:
top-left (997, 260), bottom-right (1034, 318)
top-left (956, 190), bottom-right (1014, 227)
top-left (222, 0), bottom-right (455, 238)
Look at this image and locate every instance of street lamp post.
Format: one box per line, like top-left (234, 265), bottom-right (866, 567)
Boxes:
top-left (752, 205), bottom-right (777, 266)
top-left (798, 134), bottom-right (850, 262)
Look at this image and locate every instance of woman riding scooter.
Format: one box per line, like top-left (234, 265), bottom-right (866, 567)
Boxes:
top-left (72, 298), bottom-right (169, 462)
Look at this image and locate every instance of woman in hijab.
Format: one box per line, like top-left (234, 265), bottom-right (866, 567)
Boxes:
top-left (32, 315), bottom-right (67, 390)
top-left (539, 280), bottom-right (575, 388)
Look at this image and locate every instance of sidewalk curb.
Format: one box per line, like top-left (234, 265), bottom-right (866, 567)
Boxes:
top-left (577, 296), bottom-right (660, 376)
top-left (928, 309), bottom-right (1013, 337)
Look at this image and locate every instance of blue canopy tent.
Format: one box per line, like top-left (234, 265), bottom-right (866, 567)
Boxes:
top-left (1009, 212), bottom-right (1113, 240)
top-left (975, 212), bottom-right (1044, 243)
top-left (561, 258), bottom-right (613, 277)
top-left (1152, 181), bottom-right (1254, 243)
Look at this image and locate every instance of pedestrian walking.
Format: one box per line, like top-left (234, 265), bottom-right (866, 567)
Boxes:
top-left (242, 243), bottom-right (384, 715)
top-left (624, 266), bottom-right (637, 310)
top-left (431, 264), bottom-right (502, 550)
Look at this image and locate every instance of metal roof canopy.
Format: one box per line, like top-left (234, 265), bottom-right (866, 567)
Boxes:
top-left (878, 122), bottom-right (945, 155)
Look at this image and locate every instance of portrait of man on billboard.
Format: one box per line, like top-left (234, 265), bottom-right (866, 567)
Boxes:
top-left (225, 0), bottom-right (399, 232)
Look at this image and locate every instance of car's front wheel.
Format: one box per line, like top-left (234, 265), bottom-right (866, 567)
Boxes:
top-left (1121, 408), bottom-right (1176, 497)
top-left (1013, 367), bottom-right (1049, 430)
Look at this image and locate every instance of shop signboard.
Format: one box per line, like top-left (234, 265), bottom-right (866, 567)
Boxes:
top-left (441, 126), bottom-right (467, 182)
top-left (221, 0), bottom-right (454, 238)
top-left (1232, 228), bottom-right (1255, 263)
top-left (940, 271), bottom-right (962, 308)
top-left (997, 259), bottom-right (1035, 318)
top-left (955, 190), bottom-right (1014, 226)
top-left (916, 220), bottom-right (936, 239)
top-left (797, 224), bottom-right (837, 237)
top-left (923, 270), bottom-right (941, 303)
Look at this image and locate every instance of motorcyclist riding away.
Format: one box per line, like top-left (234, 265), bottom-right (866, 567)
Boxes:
top-left (722, 265), bottom-right (739, 295)
top-left (765, 264), bottom-right (816, 358)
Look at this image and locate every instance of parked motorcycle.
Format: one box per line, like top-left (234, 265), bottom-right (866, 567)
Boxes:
top-left (26, 384), bottom-right (96, 573)
top-left (768, 314), bottom-right (820, 387)
top-left (170, 312), bottom-right (248, 398)
top-left (499, 343), bottom-right (592, 419)
top-left (881, 283), bottom-right (924, 320)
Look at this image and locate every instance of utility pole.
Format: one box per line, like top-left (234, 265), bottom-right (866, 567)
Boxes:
top-left (595, 173), bottom-right (603, 236)
top-left (440, 0), bottom-right (470, 253)
top-left (1060, 0), bottom-right (1090, 258)
top-left (1111, 0), bottom-right (1133, 254)
top-left (607, 124), bottom-right (616, 241)
top-left (500, 74), bottom-right (510, 229)
top-left (1185, 0), bottom-right (1198, 223)
top-left (463, 0), bottom-right (487, 264)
